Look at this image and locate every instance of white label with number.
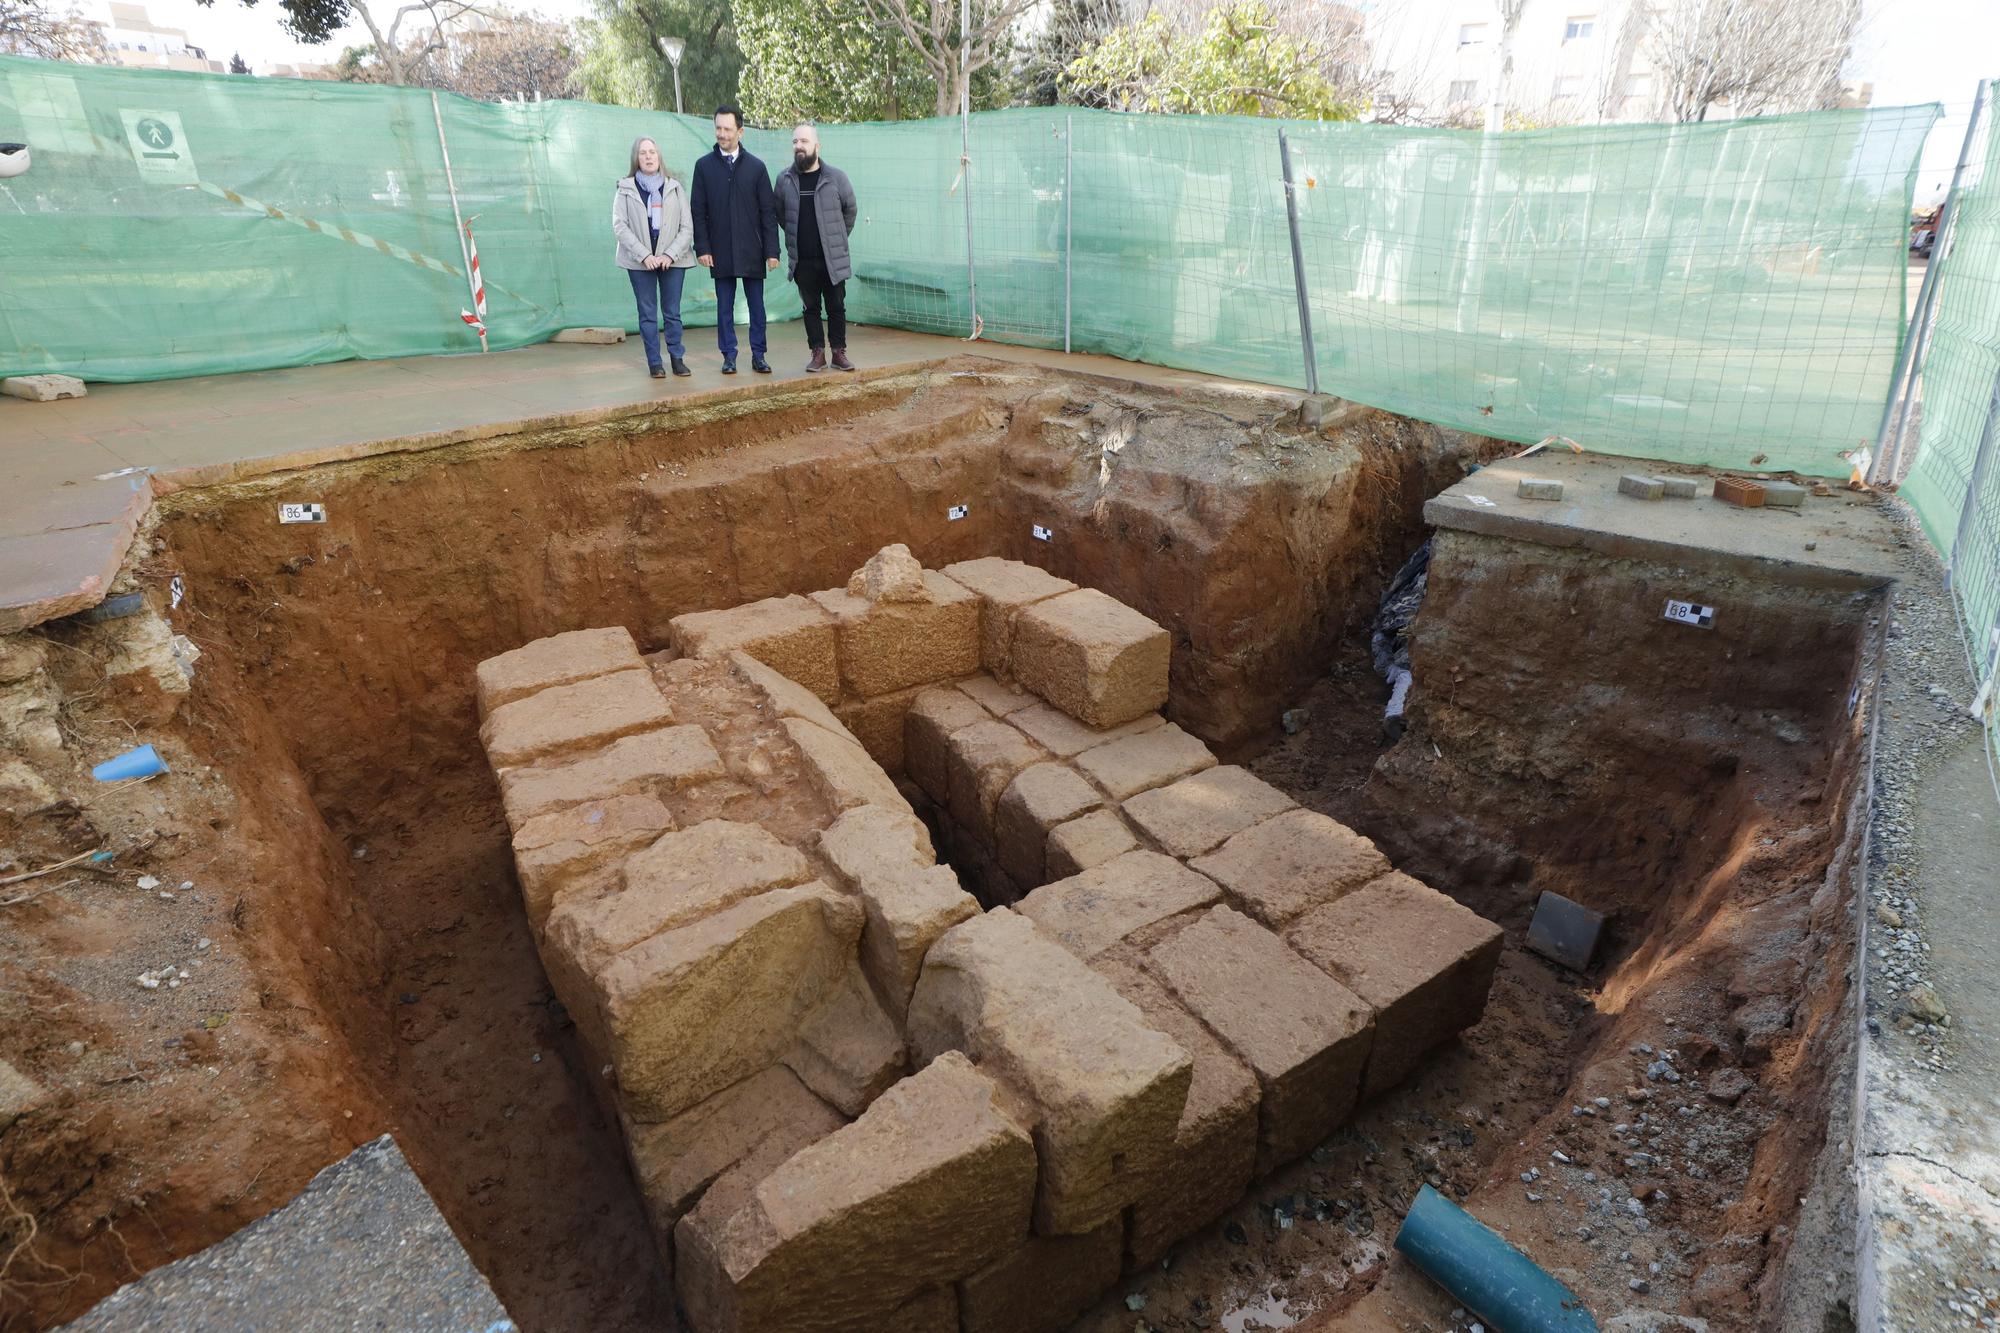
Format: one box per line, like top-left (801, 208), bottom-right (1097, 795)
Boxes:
top-left (279, 502), bottom-right (327, 524)
top-left (1663, 599), bottom-right (1715, 629)
top-left (948, 504), bottom-right (968, 521)
top-left (1031, 524), bottom-right (1052, 542)
top-left (169, 575), bottom-right (185, 609)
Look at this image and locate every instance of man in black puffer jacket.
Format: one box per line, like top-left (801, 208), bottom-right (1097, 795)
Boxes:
top-left (690, 104), bottom-right (779, 374)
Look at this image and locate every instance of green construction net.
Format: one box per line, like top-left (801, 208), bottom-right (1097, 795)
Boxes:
top-left (0, 56), bottom-right (1938, 479)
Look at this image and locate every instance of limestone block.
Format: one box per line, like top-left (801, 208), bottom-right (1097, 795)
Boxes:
top-left (945, 719), bottom-right (1046, 844)
top-left (674, 1050), bottom-right (1035, 1332)
top-left (1011, 588), bottom-right (1169, 728)
top-left (1072, 722), bottom-right (1216, 802)
top-left (904, 686), bottom-right (992, 805)
top-left (1188, 809), bottom-right (1391, 929)
top-left (550, 326), bottom-right (626, 343)
top-left (1046, 809), bottom-right (1138, 879)
top-left (958, 1216), bottom-right (1121, 1333)
top-left (1121, 765), bottom-right (1296, 859)
top-left (1147, 906), bottom-right (1373, 1174)
top-left (480, 668), bottom-right (673, 768)
top-left (1016, 850), bottom-right (1220, 961)
top-left (597, 882), bottom-right (861, 1121)
top-left (783, 964), bottom-right (907, 1115)
top-left (476, 627), bottom-right (644, 717)
top-left (1, 374), bottom-right (85, 401)
top-left (625, 1066), bottom-right (844, 1224)
top-left (810, 572), bottom-right (980, 699)
top-left (957, 673), bottom-right (1039, 717)
top-left (818, 807), bottom-right (975, 1022)
top-left (781, 716), bottom-right (912, 815)
top-left (939, 557), bottom-right (1078, 677)
top-left (834, 684), bottom-right (924, 773)
top-left (882, 1287), bottom-right (958, 1332)
top-left (499, 726), bottom-right (725, 826)
top-left (1007, 702), bottom-right (1163, 759)
top-left (844, 543), bottom-right (928, 603)
top-left (1285, 871), bottom-right (1503, 1097)
top-left (669, 595), bottom-right (839, 704)
top-left (1092, 960), bottom-right (1258, 1269)
top-left (512, 794), bottom-right (675, 931)
top-left (994, 762), bottom-right (1102, 887)
top-left (908, 910), bottom-right (1192, 1234)
top-left (817, 802), bottom-right (936, 882)
top-left (724, 649), bottom-right (860, 746)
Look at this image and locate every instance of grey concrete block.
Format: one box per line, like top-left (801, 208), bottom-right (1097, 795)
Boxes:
top-left (2, 374), bottom-right (86, 402)
top-left (1657, 476), bottom-right (1699, 500)
top-left (1762, 481), bottom-right (1807, 508)
top-left (1618, 474), bottom-right (1666, 501)
top-left (551, 327), bottom-right (626, 344)
top-left (1517, 477), bottom-right (1564, 501)
top-left (1526, 890), bottom-right (1605, 971)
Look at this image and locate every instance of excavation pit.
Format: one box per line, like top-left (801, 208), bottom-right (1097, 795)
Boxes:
top-left (0, 355), bottom-right (1894, 1332)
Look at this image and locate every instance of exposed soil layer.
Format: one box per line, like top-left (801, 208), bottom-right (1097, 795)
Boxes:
top-left (0, 362), bottom-right (1878, 1333)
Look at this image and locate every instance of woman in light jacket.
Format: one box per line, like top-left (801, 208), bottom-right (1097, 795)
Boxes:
top-left (614, 137), bottom-right (695, 378)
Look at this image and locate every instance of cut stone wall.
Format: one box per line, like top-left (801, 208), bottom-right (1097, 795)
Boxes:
top-left (474, 547), bottom-right (1504, 1332)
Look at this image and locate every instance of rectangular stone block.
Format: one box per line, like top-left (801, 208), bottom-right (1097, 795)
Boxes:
top-left (597, 883), bottom-right (862, 1121)
top-left (809, 571), bottom-right (980, 698)
top-left (551, 326), bottom-right (626, 343)
top-left (1071, 722), bottom-right (1216, 802)
top-left (1091, 960), bottom-right (1258, 1270)
top-left (1121, 765), bottom-right (1295, 858)
top-left (781, 716), bottom-right (912, 816)
top-left (1046, 809), bottom-right (1138, 879)
top-left (1007, 702), bottom-right (1163, 759)
top-left (1147, 906), bottom-right (1373, 1174)
top-left (1516, 476), bottom-right (1564, 501)
top-left (883, 1287), bottom-right (958, 1332)
top-left (904, 686), bottom-right (992, 805)
top-left (994, 762), bottom-right (1102, 887)
top-left (1011, 588), bottom-right (1170, 728)
top-left (909, 910), bottom-right (1192, 1234)
top-left (818, 806), bottom-right (976, 1023)
top-left (1285, 871), bottom-right (1503, 1098)
top-left (1016, 850), bottom-right (1220, 961)
top-left (1189, 808), bottom-right (1390, 929)
top-left (1659, 475), bottom-right (1699, 499)
top-left (727, 649), bottom-right (860, 747)
top-left (945, 719), bottom-right (1046, 844)
top-left (476, 627), bottom-right (644, 717)
top-left (958, 1217), bottom-right (1121, 1333)
top-left (940, 557), bottom-right (1079, 677)
top-left (480, 668), bottom-right (674, 768)
top-left (670, 595), bottom-right (839, 704)
top-left (1618, 473), bottom-right (1665, 500)
top-left (1, 374), bottom-right (85, 401)
top-left (625, 1065), bottom-right (844, 1225)
top-left (1763, 479), bottom-right (1807, 507)
top-left (783, 964), bottom-right (907, 1116)
top-left (499, 726), bottom-right (726, 826)
top-left (675, 1051), bottom-right (1036, 1332)
top-left (834, 685), bottom-right (923, 774)
top-left (512, 794), bottom-right (675, 931)
top-left (957, 674), bottom-right (1039, 717)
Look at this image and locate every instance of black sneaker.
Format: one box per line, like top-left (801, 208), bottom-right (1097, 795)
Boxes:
top-left (670, 357), bottom-right (690, 377)
top-left (752, 356), bottom-right (772, 374)
top-left (649, 365), bottom-right (666, 379)
top-left (721, 358), bottom-right (737, 375)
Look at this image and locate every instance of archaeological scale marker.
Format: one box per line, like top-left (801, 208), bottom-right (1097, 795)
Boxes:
top-left (279, 503), bottom-right (327, 524)
top-left (1662, 598), bottom-right (1715, 629)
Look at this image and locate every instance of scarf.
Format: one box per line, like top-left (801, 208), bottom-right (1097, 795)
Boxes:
top-left (635, 170), bottom-right (666, 233)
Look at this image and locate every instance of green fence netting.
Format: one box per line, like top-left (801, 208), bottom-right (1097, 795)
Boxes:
top-left (0, 55), bottom-right (1938, 477)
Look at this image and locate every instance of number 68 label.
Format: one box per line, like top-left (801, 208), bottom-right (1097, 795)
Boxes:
top-left (1663, 599), bottom-right (1715, 629)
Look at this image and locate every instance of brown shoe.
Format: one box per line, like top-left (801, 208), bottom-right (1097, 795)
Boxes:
top-left (831, 349), bottom-right (855, 372)
top-left (806, 348), bottom-right (827, 373)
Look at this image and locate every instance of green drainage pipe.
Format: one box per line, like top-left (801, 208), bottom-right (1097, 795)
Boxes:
top-left (1393, 1185), bottom-right (1599, 1332)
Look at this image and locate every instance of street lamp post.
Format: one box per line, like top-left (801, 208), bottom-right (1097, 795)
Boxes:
top-left (656, 36), bottom-right (685, 115)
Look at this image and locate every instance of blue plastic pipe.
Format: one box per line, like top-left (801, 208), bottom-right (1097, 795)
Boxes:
top-left (1394, 1185), bottom-right (1599, 1333)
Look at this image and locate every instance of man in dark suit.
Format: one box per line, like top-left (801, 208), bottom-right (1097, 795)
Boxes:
top-left (689, 104), bottom-right (779, 374)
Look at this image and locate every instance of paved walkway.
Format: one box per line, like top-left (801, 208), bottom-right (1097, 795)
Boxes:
top-left (0, 323), bottom-right (1284, 632)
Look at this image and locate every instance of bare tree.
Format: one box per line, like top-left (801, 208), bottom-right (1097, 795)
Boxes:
top-left (342, 0), bottom-right (493, 86)
top-left (0, 0), bottom-right (108, 60)
top-left (1644, 0), bottom-right (1859, 122)
top-left (854, 0), bottom-right (1039, 118)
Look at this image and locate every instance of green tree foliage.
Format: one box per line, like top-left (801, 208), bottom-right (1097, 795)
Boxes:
top-left (734, 0), bottom-right (929, 123)
top-left (576, 0), bottom-right (740, 112)
top-left (1060, 0), bottom-right (1360, 120)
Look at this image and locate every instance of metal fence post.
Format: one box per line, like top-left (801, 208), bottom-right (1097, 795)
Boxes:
top-left (1064, 113), bottom-right (1073, 356)
top-left (1947, 366), bottom-right (2000, 587)
top-left (1278, 130), bottom-right (1320, 396)
top-left (430, 90), bottom-right (486, 353)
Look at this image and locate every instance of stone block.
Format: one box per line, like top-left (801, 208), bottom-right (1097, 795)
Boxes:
top-left (909, 910), bottom-right (1192, 1234)
top-left (957, 674), bottom-right (1039, 717)
top-left (1147, 906), bottom-right (1373, 1174)
top-left (817, 801), bottom-right (937, 882)
top-left (1188, 808), bottom-right (1390, 929)
top-left (781, 716), bottom-right (911, 816)
top-left (784, 964), bottom-right (907, 1116)
top-left (1659, 475), bottom-right (1699, 499)
top-left (1, 374), bottom-right (85, 401)
top-left (1285, 872), bottom-right (1503, 1097)
top-left (844, 543), bottom-right (928, 603)
top-left (945, 719), bottom-right (1046, 843)
top-left (834, 685), bottom-right (923, 773)
top-left (674, 1051), bottom-right (1035, 1332)
top-left (551, 326), bottom-right (626, 343)
top-left (1046, 809), bottom-right (1139, 879)
top-left (670, 595), bottom-right (839, 704)
top-left (512, 794), bottom-right (675, 931)
top-left (1763, 480), bottom-right (1807, 507)
top-left (1091, 961), bottom-right (1258, 1270)
top-left (1619, 473), bottom-right (1665, 500)
top-left (726, 649), bottom-right (860, 746)
top-left (499, 726), bottom-right (725, 826)
top-left (1011, 588), bottom-right (1170, 728)
top-left (883, 1288), bottom-right (958, 1332)
top-left (1121, 765), bottom-right (1296, 858)
top-left (480, 668), bottom-right (674, 768)
top-left (904, 686), bottom-right (992, 805)
top-left (958, 1217), bottom-right (1121, 1333)
top-left (1516, 476), bottom-right (1564, 501)
top-left (625, 1066), bottom-right (844, 1224)
top-left (1007, 702), bottom-right (1163, 759)
top-left (939, 557), bottom-right (1078, 676)
top-left (1072, 722), bottom-right (1216, 802)
top-left (818, 807), bottom-right (975, 1022)
top-left (994, 762), bottom-right (1103, 887)
top-left (596, 883), bottom-right (861, 1121)
top-left (477, 628), bottom-right (644, 717)
top-left (1016, 850), bottom-right (1221, 961)
top-left (0, 1058), bottom-right (47, 1134)
top-left (810, 572), bottom-right (980, 699)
